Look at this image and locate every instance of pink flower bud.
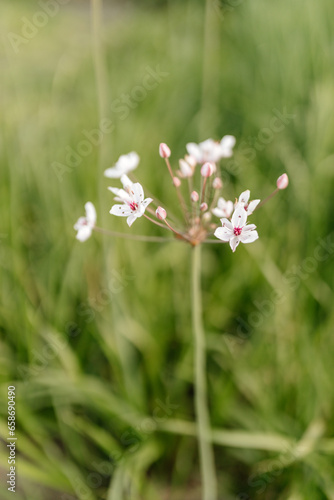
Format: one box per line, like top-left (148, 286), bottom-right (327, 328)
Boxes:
top-left (156, 206), bottom-right (167, 220)
top-left (191, 191), bottom-right (199, 202)
top-left (212, 177), bottom-right (223, 190)
top-left (200, 202), bottom-right (208, 212)
top-left (159, 143), bottom-right (171, 158)
top-left (277, 173), bottom-right (289, 190)
top-left (173, 177), bottom-right (181, 187)
top-left (201, 162), bottom-right (214, 178)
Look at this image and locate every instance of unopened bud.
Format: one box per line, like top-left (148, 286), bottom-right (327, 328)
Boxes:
top-left (201, 162), bottom-right (214, 178)
top-left (277, 173), bottom-right (289, 190)
top-left (212, 177), bottom-right (223, 189)
top-left (191, 191), bottom-right (199, 202)
top-left (159, 143), bottom-right (171, 158)
top-left (156, 206), bottom-right (167, 220)
top-left (200, 202), bottom-right (208, 212)
top-left (173, 177), bottom-right (181, 187)
top-left (179, 159), bottom-right (193, 177)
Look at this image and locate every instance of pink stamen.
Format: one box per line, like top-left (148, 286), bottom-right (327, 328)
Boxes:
top-left (234, 227), bottom-right (242, 236)
top-left (129, 202), bottom-right (138, 211)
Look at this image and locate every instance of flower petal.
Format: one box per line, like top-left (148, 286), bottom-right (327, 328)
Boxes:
top-left (127, 213), bottom-right (138, 227)
top-left (232, 207), bottom-right (247, 228)
top-left (76, 226), bottom-right (92, 242)
top-left (240, 229), bottom-right (259, 244)
top-left (104, 167), bottom-right (123, 178)
top-left (247, 199), bottom-right (260, 215)
top-left (117, 152), bottom-right (139, 171)
top-left (214, 226), bottom-right (233, 242)
top-left (110, 204), bottom-right (132, 217)
top-left (132, 182), bottom-right (144, 203)
top-left (220, 135), bottom-right (236, 157)
top-left (142, 197), bottom-right (153, 209)
top-left (108, 187), bottom-right (132, 203)
top-left (221, 218), bottom-right (233, 230)
top-left (242, 223), bottom-right (257, 232)
top-left (238, 190), bottom-right (250, 205)
top-left (120, 174), bottom-right (133, 188)
top-left (85, 202), bottom-right (96, 225)
top-left (74, 217), bottom-right (86, 230)
top-left (212, 208), bottom-right (224, 218)
top-left (229, 236), bottom-right (240, 252)
top-left (186, 143), bottom-right (201, 162)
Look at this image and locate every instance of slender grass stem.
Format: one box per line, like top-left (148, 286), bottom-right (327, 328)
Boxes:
top-left (191, 244), bottom-right (218, 500)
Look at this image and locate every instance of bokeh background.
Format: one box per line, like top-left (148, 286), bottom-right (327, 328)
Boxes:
top-left (1, 0), bottom-right (334, 498)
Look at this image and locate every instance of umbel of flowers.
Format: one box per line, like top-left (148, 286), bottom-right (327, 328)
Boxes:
top-left (74, 136), bottom-right (288, 251)
top-left (74, 135), bottom-right (289, 500)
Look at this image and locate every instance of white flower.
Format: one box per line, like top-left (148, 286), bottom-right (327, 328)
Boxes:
top-left (104, 152), bottom-right (139, 178)
top-left (214, 207), bottom-right (259, 252)
top-left (186, 135), bottom-right (235, 164)
top-left (74, 202), bottom-right (96, 242)
top-left (212, 197), bottom-right (234, 219)
top-left (109, 175), bottom-right (153, 227)
top-left (236, 190), bottom-right (260, 215)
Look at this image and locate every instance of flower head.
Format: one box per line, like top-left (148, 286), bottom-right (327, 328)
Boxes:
top-left (186, 135), bottom-right (235, 164)
top-left (212, 197), bottom-right (234, 219)
top-left (74, 202), bottom-right (96, 242)
top-left (236, 190), bottom-right (260, 215)
top-left (104, 152), bottom-right (139, 178)
top-left (109, 175), bottom-right (153, 227)
top-left (214, 207), bottom-right (259, 252)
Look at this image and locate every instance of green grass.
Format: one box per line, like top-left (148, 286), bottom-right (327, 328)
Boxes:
top-left (1, 0), bottom-right (334, 498)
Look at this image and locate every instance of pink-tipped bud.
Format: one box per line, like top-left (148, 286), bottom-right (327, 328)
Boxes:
top-left (159, 143), bottom-right (171, 158)
top-left (156, 206), bottom-right (167, 220)
top-left (173, 177), bottom-right (181, 187)
top-left (201, 162), bottom-right (214, 178)
top-left (200, 202), bottom-right (208, 212)
top-left (212, 177), bottom-right (223, 190)
top-left (191, 191), bottom-right (199, 202)
top-left (277, 173), bottom-right (289, 190)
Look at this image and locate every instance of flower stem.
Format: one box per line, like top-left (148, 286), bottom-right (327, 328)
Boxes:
top-left (191, 244), bottom-right (218, 500)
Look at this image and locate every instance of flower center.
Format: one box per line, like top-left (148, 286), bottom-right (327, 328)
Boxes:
top-left (129, 202), bottom-right (138, 211)
top-left (234, 227), bottom-right (242, 236)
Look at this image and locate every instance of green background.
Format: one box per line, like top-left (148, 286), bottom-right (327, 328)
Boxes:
top-left (1, 0), bottom-right (334, 498)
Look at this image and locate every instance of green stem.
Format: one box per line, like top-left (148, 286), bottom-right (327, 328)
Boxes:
top-left (191, 244), bottom-right (218, 500)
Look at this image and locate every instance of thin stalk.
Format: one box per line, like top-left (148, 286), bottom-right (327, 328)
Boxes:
top-left (256, 187), bottom-right (279, 209)
top-left (93, 226), bottom-right (175, 243)
top-left (191, 245), bottom-right (218, 500)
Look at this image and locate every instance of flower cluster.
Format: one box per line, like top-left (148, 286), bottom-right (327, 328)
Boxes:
top-left (74, 137), bottom-right (288, 251)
